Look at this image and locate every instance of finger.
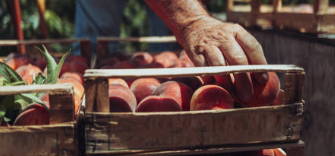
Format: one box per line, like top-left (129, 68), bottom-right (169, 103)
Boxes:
top-left (235, 27), bottom-right (269, 84)
top-left (203, 46), bottom-right (226, 66)
top-left (219, 39), bottom-right (253, 102)
top-left (186, 50), bottom-right (207, 67)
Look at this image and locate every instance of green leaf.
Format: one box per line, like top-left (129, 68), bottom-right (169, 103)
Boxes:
top-left (36, 45), bottom-right (58, 84)
top-left (0, 77), bottom-right (6, 86)
top-left (33, 73), bottom-right (46, 85)
top-left (20, 93), bottom-right (44, 106)
top-left (54, 49), bottom-right (70, 83)
top-left (0, 62), bottom-right (23, 83)
top-left (14, 94), bottom-right (31, 111)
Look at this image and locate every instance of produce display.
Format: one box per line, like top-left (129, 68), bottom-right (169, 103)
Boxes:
top-left (0, 45), bottom-right (86, 126)
top-left (97, 50), bottom-right (284, 114)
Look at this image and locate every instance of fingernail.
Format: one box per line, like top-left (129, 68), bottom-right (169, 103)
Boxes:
top-left (259, 73), bottom-right (269, 83)
top-left (241, 90), bottom-right (253, 102)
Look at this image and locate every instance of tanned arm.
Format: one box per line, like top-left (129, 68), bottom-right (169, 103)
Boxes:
top-left (145, 0), bottom-right (269, 103)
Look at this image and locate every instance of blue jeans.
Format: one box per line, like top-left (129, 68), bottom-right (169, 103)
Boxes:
top-left (73, 0), bottom-right (179, 55)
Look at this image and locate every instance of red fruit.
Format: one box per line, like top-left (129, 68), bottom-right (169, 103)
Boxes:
top-left (98, 57), bottom-right (119, 68)
top-left (112, 61), bottom-right (135, 69)
top-left (190, 85), bottom-right (233, 111)
top-left (15, 64), bottom-right (42, 78)
top-left (109, 84), bottom-right (137, 112)
top-left (214, 74), bottom-right (236, 96)
top-left (152, 81), bottom-right (193, 111)
top-left (130, 78), bottom-right (161, 104)
top-left (272, 89), bottom-right (284, 106)
top-left (159, 51), bottom-right (178, 65)
top-left (39, 93), bottom-right (50, 109)
top-left (130, 52), bottom-right (153, 67)
top-left (61, 72), bottom-right (84, 85)
top-left (273, 148), bottom-right (287, 156)
top-left (22, 74), bottom-right (35, 84)
top-left (5, 53), bottom-right (32, 70)
top-left (236, 72), bottom-right (280, 107)
top-left (35, 57), bottom-right (47, 70)
top-left (171, 76), bottom-right (204, 90)
top-left (99, 65), bottom-right (114, 69)
top-left (136, 95), bottom-right (182, 112)
top-left (57, 78), bottom-right (85, 99)
top-left (151, 55), bottom-right (174, 68)
top-left (108, 78), bottom-right (129, 88)
top-left (125, 78), bottom-right (136, 87)
top-left (68, 60), bottom-right (88, 75)
top-left (67, 55), bottom-right (88, 65)
top-left (200, 76), bottom-right (215, 85)
top-left (13, 103), bottom-right (49, 125)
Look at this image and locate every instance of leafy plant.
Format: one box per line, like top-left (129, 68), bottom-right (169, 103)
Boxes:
top-left (0, 45), bottom-right (70, 124)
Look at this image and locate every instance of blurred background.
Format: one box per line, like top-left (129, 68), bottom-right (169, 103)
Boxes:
top-left (0, 0), bottom-right (332, 55)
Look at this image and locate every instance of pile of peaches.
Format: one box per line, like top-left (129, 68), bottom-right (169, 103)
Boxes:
top-left (97, 50), bottom-right (284, 113)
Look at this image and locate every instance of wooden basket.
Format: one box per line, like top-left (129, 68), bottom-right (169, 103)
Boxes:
top-left (273, 0), bottom-right (335, 34)
top-left (83, 65), bottom-right (305, 155)
top-left (0, 84), bottom-right (79, 155)
top-left (0, 38), bottom-right (92, 66)
top-left (226, 0), bottom-right (274, 29)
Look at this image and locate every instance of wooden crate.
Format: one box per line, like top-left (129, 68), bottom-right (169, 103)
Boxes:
top-left (83, 64), bottom-right (305, 155)
top-left (273, 0), bottom-right (335, 34)
top-left (0, 38), bottom-right (92, 66)
top-left (226, 0), bottom-right (274, 29)
top-left (0, 84), bottom-right (79, 155)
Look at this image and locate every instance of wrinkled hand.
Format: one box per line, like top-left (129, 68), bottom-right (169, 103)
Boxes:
top-left (181, 16), bottom-right (269, 102)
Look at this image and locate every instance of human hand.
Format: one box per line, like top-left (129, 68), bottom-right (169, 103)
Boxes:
top-left (181, 16), bottom-right (269, 102)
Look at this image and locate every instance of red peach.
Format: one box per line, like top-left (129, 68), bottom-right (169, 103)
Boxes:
top-left (136, 95), bottom-right (182, 112)
top-left (236, 72), bottom-right (280, 107)
top-left (109, 84), bottom-right (137, 112)
top-left (98, 57), bottom-right (119, 68)
top-left (61, 72), bottom-right (84, 85)
top-left (34, 57), bottom-right (47, 70)
top-left (57, 77), bottom-right (85, 99)
top-left (214, 74), bottom-right (236, 96)
top-left (190, 85), bottom-right (233, 111)
top-left (16, 64), bottom-right (42, 78)
top-left (5, 53), bottom-right (32, 70)
top-left (130, 78), bottom-right (161, 104)
top-left (66, 55), bottom-right (88, 65)
top-left (152, 81), bottom-right (193, 111)
top-left (272, 89), bottom-right (284, 106)
top-left (108, 78), bottom-right (129, 88)
top-left (130, 52), bottom-right (153, 67)
top-left (112, 60), bottom-right (135, 69)
top-left (68, 60), bottom-right (88, 75)
top-left (170, 76), bottom-right (204, 90)
top-left (13, 103), bottom-right (49, 125)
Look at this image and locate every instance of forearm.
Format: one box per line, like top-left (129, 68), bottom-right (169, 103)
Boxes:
top-left (144, 0), bottom-right (209, 46)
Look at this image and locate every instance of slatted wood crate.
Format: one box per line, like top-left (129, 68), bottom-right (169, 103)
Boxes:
top-left (0, 38), bottom-right (92, 66)
top-left (83, 64), bottom-right (305, 155)
top-left (0, 84), bottom-right (80, 156)
top-left (273, 0), bottom-right (335, 33)
top-left (226, 0), bottom-right (274, 29)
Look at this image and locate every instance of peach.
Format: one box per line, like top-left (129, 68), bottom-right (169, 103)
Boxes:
top-left (130, 78), bottom-right (161, 104)
top-left (214, 74), bottom-right (236, 96)
top-left (151, 55), bottom-right (174, 68)
top-left (170, 76), bottom-right (203, 90)
top-left (159, 51), bottom-right (178, 64)
top-left (109, 84), bottom-right (137, 112)
top-left (236, 72), bottom-right (280, 107)
top-left (130, 52), bottom-right (153, 67)
top-left (108, 78), bottom-right (129, 88)
top-left (66, 55), bottom-right (88, 65)
top-left (272, 89), bottom-right (284, 106)
top-left (68, 60), bottom-right (88, 75)
top-left (152, 81), bottom-right (193, 111)
top-left (99, 65), bottom-right (114, 69)
top-left (39, 93), bottom-right (50, 109)
top-left (13, 103), bottom-right (49, 125)
top-left (15, 64), bottom-right (42, 79)
top-left (190, 85), bottom-right (233, 110)
top-left (57, 77), bottom-right (85, 99)
top-left (5, 53), bottom-right (32, 70)
top-left (200, 76), bottom-right (215, 85)
top-left (61, 72), bottom-right (84, 85)
top-left (136, 95), bottom-right (182, 112)
top-left (34, 57), bottom-right (47, 70)
top-left (112, 60), bottom-right (134, 69)
top-left (97, 57), bottom-right (119, 68)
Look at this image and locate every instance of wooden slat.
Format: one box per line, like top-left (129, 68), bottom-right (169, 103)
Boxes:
top-left (96, 78), bottom-right (109, 112)
top-left (0, 38), bottom-right (90, 46)
top-left (86, 141), bottom-right (304, 156)
top-left (97, 36), bottom-right (176, 43)
top-left (49, 93), bottom-right (75, 124)
top-left (85, 103), bottom-right (303, 154)
top-left (84, 65), bottom-right (304, 79)
top-left (0, 83), bottom-right (73, 95)
top-left (314, 0), bottom-right (329, 14)
top-left (80, 40), bottom-right (92, 66)
top-left (84, 79), bottom-right (97, 112)
top-left (0, 123), bottom-right (76, 156)
top-left (284, 72), bottom-right (305, 104)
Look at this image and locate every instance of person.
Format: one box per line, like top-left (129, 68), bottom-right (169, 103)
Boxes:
top-left (75, 0), bottom-right (269, 103)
